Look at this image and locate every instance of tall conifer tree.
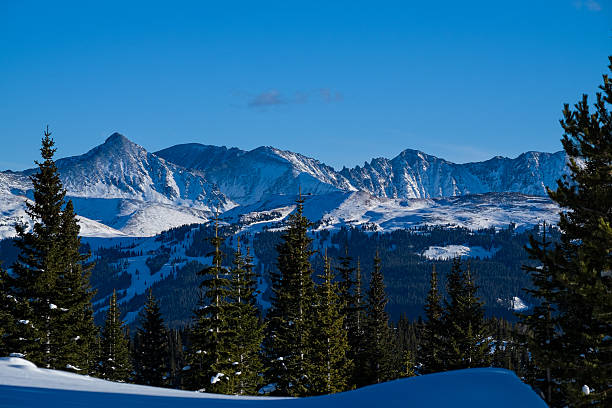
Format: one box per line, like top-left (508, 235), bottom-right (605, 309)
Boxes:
top-left (134, 289), bottom-right (169, 387)
top-left (420, 264), bottom-right (445, 374)
top-left (54, 200), bottom-right (98, 372)
top-left (520, 223), bottom-right (559, 405)
top-left (363, 252), bottom-right (395, 384)
top-left (522, 57), bottom-right (612, 405)
top-left (0, 264), bottom-right (15, 356)
top-left (98, 290), bottom-right (132, 382)
top-left (265, 194), bottom-right (316, 396)
top-left (310, 253), bottom-right (351, 395)
top-left (225, 242), bottom-right (264, 395)
top-left (7, 128), bottom-right (96, 370)
top-left (350, 258), bottom-right (368, 388)
top-left (186, 217), bottom-right (233, 393)
top-left (442, 259), bottom-right (491, 370)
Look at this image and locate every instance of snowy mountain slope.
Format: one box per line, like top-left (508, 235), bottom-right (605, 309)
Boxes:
top-left (0, 190), bottom-right (127, 239)
top-left (0, 134), bottom-right (237, 237)
top-left (0, 133), bottom-right (565, 238)
top-left (158, 144), bottom-right (356, 205)
top-left (155, 143), bottom-right (246, 172)
top-left (159, 143), bottom-right (568, 202)
top-left (0, 357), bottom-right (546, 407)
top-left (225, 191), bottom-right (559, 233)
top-left (48, 133), bottom-right (232, 210)
top-left (340, 149), bottom-right (568, 199)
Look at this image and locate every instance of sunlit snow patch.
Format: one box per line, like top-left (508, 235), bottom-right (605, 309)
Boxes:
top-left (496, 296), bottom-right (529, 312)
top-left (422, 245), bottom-right (499, 260)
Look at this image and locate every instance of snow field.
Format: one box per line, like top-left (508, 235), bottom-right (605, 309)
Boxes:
top-left (0, 357), bottom-right (547, 407)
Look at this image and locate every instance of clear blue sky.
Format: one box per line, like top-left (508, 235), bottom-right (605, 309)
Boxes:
top-left (1, 0), bottom-right (610, 170)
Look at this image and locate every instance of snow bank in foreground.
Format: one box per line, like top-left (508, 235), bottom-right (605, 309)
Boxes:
top-left (0, 357), bottom-right (546, 408)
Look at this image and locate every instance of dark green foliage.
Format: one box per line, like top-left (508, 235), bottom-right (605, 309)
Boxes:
top-left (420, 265), bottom-right (445, 374)
top-left (97, 290), bottom-right (132, 382)
top-left (5, 129), bottom-right (96, 371)
top-left (337, 255), bottom-right (368, 388)
top-left (265, 196), bottom-right (317, 396)
top-left (145, 249), bottom-right (170, 275)
top-left (362, 253), bottom-right (396, 384)
top-left (224, 244), bottom-right (265, 395)
top-left (521, 57), bottom-right (612, 406)
top-left (185, 218), bottom-right (233, 393)
top-left (441, 258), bottom-right (491, 370)
top-left (0, 264), bottom-right (15, 356)
top-left (133, 290), bottom-right (169, 387)
top-left (52, 200), bottom-right (98, 372)
top-left (310, 254), bottom-right (351, 394)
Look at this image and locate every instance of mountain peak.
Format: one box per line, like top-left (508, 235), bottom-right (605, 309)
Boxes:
top-left (104, 132), bottom-right (130, 145)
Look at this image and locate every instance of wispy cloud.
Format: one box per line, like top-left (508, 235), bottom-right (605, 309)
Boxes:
top-left (573, 0), bottom-right (602, 11)
top-left (242, 88), bottom-right (343, 109)
top-left (248, 90), bottom-right (286, 107)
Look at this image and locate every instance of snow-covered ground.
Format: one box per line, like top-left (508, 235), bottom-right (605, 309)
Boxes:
top-left (0, 356), bottom-right (546, 407)
top-left (422, 245), bottom-right (500, 260)
top-left (496, 296), bottom-right (530, 312)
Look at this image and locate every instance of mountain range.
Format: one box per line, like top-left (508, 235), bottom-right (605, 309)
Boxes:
top-left (0, 132), bottom-right (567, 238)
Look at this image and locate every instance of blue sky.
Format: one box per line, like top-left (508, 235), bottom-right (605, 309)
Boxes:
top-left (0, 0), bottom-right (610, 170)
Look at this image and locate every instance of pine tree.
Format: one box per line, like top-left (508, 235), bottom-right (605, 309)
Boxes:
top-left (363, 252), bottom-right (396, 384)
top-left (53, 200), bottom-right (98, 373)
top-left (265, 194), bottom-right (317, 396)
top-left (225, 242), bottom-right (264, 395)
top-left (0, 263), bottom-right (15, 356)
top-left (7, 128), bottom-right (95, 370)
top-left (522, 57), bottom-right (612, 406)
top-left (98, 290), bottom-right (132, 382)
top-left (350, 258), bottom-right (368, 388)
top-left (335, 248), bottom-right (365, 390)
top-left (442, 258), bottom-right (491, 370)
top-left (133, 289), bottom-right (169, 387)
top-left (420, 264), bottom-right (445, 374)
top-left (519, 222), bottom-right (560, 405)
top-left (310, 253), bottom-right (351, 395)
top-left (186, 217), bottom-right (233, 393)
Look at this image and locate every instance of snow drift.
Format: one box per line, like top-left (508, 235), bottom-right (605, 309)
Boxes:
top-left (0, 356), bottom-right (546, 407)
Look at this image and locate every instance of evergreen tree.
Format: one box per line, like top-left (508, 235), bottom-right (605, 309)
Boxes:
top-left (420, 264), bottom-right (445, 374)
top-left (53, 200), bottom-right (98, 372)
top-left (225, 242), bottom-right (264, 395)
top-left (7, 128), bottom-right (95, 370)
top-left (519, 223), bottom-right (560, 405)
top-left (350, 258), bottom-right (368, 388)
top-left (522, 57), bottom-right (612, 406)
top-left (98, 290), bottom-right (132, 382)
top-left (186, 217), bottom-right (233, 393)
top-left (363, 252), bottom-right (396, 384)
top-left (133, 289), bottom-right (169, 387)
top-left (0, 264), bottom-right (15, 356)
top-left (334, 249), bottom-right (365, 390)
top-left (265, 194), bottom-right (317, 396)
top-left (442, 258), bottom-right (491, 370)
top-left (310, 253), bottom-right (351, 395)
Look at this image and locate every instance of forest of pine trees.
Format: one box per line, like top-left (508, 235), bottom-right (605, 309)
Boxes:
top-left (0, 56), bottom-right (609, 407)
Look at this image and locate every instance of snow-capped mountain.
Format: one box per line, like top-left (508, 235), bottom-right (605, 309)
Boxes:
top-left (51, 133), bottom-right (232, 209)
top-left (158, 143), bottom-right (567, 202)
top-left (339, 149), bottom-right (568, 199)
top-left (0, 132), bottom-right (567, 238)
top-left (157, 144), bottom-right (355, 205)
top-left (0, 134), bottom-right (235, 237)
